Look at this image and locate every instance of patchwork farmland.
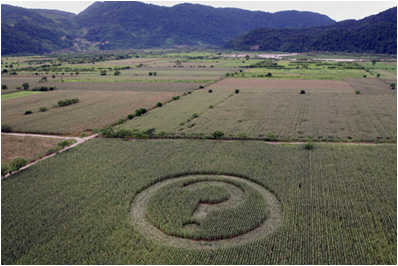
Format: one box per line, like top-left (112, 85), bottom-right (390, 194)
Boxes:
top-left (1, 52), bottom-right (397, 265)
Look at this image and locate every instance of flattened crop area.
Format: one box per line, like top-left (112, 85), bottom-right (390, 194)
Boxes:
top-left (1, 139), bottom-right (396, 264)
top-left (1, 90), bottom-right (177, 135)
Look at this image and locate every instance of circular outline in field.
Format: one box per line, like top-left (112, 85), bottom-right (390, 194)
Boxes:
top-left (130, 174), bottom-right (282, 249)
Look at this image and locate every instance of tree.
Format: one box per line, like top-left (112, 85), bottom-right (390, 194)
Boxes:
top-left (2, 84), bottom-right (7, 90)
top-left (245, 55), bottom-right (250, 60)
top-left (22, 82), bottom-right (29, 90)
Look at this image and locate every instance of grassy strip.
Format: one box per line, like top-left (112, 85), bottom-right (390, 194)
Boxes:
top-left (1, 91), bottom-right (42, 101)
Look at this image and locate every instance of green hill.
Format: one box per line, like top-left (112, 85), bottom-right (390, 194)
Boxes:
top-left (224, 7), bottom-right (397, 54)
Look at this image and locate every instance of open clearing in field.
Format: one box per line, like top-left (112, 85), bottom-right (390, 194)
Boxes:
top-left (1, 90), bottom-right (178, 135)
top-left (1, 135), bottom-right (66, 166)
top-left (1, 139), bottom-right (396, 264)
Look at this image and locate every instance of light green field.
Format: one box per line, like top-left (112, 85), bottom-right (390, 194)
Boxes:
top-left (1, 91), bottom-right (42, 101)
top-left (2, 139), bottom-right (396, 264)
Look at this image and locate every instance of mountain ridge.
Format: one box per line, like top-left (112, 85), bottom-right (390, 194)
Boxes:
top-left (224, 7), bottom-right (397, 54)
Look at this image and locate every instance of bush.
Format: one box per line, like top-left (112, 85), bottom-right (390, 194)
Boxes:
top-left (135, 108), bottom-right (147, 116)
top-left (390, 83), bottom-right (396, 90)
top-left (1, 165), bottom-right (9, 177)
top-left (267, 132), bottom-right (277, 140)
top-left (58, 98), bottom-right (79, 107)
top-left (2, 84), bottom-right (7, 90)
top-left (100, 126), bottom-right (115, 138)
top-left (57, 140), bottom-right (74, 149)
top-left (191, 113), bottom-right (199, 119)
top-left (172, 96), bottom-right (180, 101)
top-left (9, 157), bottom-right (28, 172)
top-left (300, 90), bottom-right (306, 94)
top-left (24, 110), bottom-right (33, 115)
top-left (208, 89), bottom-right (213, 93)
top-left (39, 107), bottom-right (48, 112)
top-left (304, 142), bottom-right (314, 150)
top-left (114, 71), bottom-right (121, 76)
top-left (235, 89), bottom-right (240, 94)
top-left (1, 124), bottom-right (12, 132)
top-left (355, 90), bottom-right (361, 95)
top-left (157, 102), bottom-right (163, 107)
top-left (16, 86), bottom-right (22, 90)
top-left (236, 132), bottom-right (248, 139)
top-left (127, 114), bottom-right (135, 119)
top-left (209, 105), bottom-right (214, 109)
top-left (116, 118), bottom-right (125, 125)
top-left (22, 82), bottom-right (29, 90)
top-left (212, 130), bottom-right (224, 139)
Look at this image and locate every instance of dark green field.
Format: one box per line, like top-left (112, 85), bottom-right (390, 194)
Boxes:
top-left (2, 139), bottom-right (396, 264)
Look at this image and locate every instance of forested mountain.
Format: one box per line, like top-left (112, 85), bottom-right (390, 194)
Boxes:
top-left (1, 1), bottom-right (335, 55)
top-left (2, 2), bottom-right (396, 55)
top-left (225, 7), bottom-right (397, 54)
top-left (1, 4), bottom-right (75, 55)
top-left (74, 1), bottom-right (335, 50)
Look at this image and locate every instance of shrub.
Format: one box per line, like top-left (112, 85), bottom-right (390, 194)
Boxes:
top-left (1, 165), bottom-right (9, 177)
top-left (22, 82), bottom-right (29, 90)
top-left (127, 114), bottom-right (135, 119)
top-left (199, 85), bottom-right (204, 89)
top-left (209, 105), bottom-right (214, 109)
top-left (100, 126), bottom-right (115, 138)
top-left (58, 98), bottom-right (79, 107)
top-left (24, 110), bottom-right (33, 115)
top-left (135, 108), bottom-right (147, 116)
top-left (80, 132), bottom-right (87, 138)
top-left (235, 89), bottom-right (240, 94)
top-left (267, 132), bottom-right (277, 140)
top-left (57, 140), bottom-right (74, 149)
top-left (212, 130), bottom-right (224, 139)
top-left (236, 132), bottom-right (248, 139)
top-left (1, 124), bottom-right (12, 132)
top-left (191, 113), bottom-right (199, 119)
top-left (300, 90), bottom-right (306, 94)
top-left (157, 102), bottom-right (163, 107)
top-left (304, 142), bottom-right (314, 150)
top-left (156, 131), bottom-right (167, 137)
top-left (2, 84), bottom-right (7, 90)
top-left (172, 96), bottom-right (180, 101)
top-left (363, 75), bottom-right (366, 78)
top-left (116, 118), bottom-right (125, 125)
top-left (39, 107), bottom-right (48, 112)
top-left (16, 86), bottom-right (22, 90)
top-left (355, 90), bottom-right (361, 95)
top-left (114, 71), bottom-right (121, 76)
top-left (267, 72), bottom-right (272, 77)
top-left (390, 83), bottom-right (396, 90)
top-left (9, 157), bottom-right (28, 172)
top-left (208, 89), bottom-right (213, 93)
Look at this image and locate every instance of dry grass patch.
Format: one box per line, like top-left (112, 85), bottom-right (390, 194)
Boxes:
top-left (1, 135), bottom-right (64, 165)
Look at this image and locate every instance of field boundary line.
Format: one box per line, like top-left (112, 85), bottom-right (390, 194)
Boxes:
top-left (1, 133), bottom-right (98, 180)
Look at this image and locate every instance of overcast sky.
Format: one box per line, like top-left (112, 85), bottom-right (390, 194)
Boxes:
top-left (2, 1), bottom-right (397, 21)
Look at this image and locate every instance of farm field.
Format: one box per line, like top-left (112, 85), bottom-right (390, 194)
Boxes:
top-left (1, 139), bottom-right (396, 264)
top-left (1, 52), bottom-right (397, 265)
top-left (1, 90), bottom-right (178, 135)
top-left (121, 78), bottom-right (396, 142)
top-left (1, 135), bottom-right (68, 166)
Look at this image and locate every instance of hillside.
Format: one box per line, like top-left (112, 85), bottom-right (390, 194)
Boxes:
top-left (1, 4), bottom-right (75, 55)
top-left (1, 2), bottom-right (335, 55)
top-left (74, 2), bottom-right (335, 50)
top-left (224, 7), bottom-right (397, 54)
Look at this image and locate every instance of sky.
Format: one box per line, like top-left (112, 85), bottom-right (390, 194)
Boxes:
top-left (1, 0), bottom-right (397, 22)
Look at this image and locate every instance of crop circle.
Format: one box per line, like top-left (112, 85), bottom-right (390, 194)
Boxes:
top-left (130, 174), bottom-right (281, 249)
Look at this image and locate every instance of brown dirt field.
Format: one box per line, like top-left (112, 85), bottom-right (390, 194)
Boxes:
top-left (209, 78), bottom-right (354, 94)
top-left (1, 135), bottom-right (64, 165)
